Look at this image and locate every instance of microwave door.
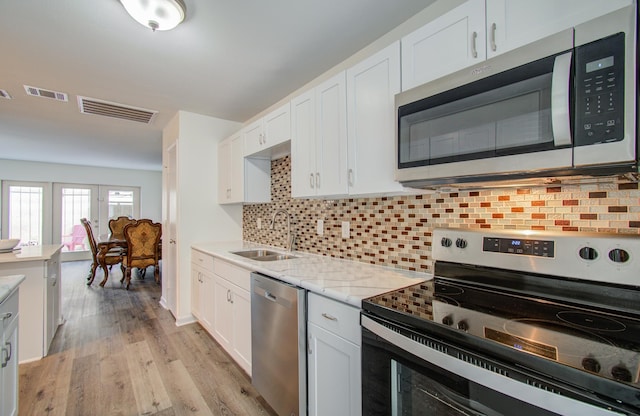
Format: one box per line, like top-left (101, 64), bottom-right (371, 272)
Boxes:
top-left (397, 50), bottom-right (574, 184)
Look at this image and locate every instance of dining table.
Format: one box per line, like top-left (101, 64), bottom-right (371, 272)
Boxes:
top-left (95, 235), bottom-right (162, 287)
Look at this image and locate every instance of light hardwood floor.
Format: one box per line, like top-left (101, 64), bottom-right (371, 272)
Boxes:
top-left (19, 261), bottom-right (277, 416)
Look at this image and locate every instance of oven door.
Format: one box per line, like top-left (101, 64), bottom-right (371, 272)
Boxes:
top-left (362, 315), bottom-right (627, 416)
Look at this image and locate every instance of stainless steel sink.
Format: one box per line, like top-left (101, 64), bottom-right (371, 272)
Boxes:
top-left (231, 250), bottom-right (297, 261)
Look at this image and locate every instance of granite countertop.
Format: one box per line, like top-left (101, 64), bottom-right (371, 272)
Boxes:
top-left (0, 244), bottom-right (63, 265)
top-left (192, 241), bottom-right (430, 308)
top-left (0, 275), bottom-right (26, 304)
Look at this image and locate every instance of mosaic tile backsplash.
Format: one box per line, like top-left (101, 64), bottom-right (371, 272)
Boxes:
top-left (243, 156), bottom-right (640, 274)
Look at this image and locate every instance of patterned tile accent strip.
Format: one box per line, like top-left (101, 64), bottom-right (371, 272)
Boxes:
top-left (243, 156), bottom-right (640, 275)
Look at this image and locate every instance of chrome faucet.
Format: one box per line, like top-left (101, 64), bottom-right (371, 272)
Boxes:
top-left (271, 209), bottom-right (296, 252)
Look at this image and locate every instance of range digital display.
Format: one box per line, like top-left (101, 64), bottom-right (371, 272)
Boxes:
top-left (483, 237), bottom-right (554, 257)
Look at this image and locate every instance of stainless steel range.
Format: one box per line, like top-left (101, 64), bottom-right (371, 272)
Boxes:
top-left (361, 228), bottom-right (640, 415)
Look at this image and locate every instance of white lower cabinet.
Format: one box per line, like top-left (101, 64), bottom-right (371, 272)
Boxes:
top-left (1, 288), bottom-right (19, 416)
top-left (307, 292), bottom-right (361, 416)
top-left (212, 259), bottom-right (252, 375)
top-left (191, 250), bottom-right (215, 331)
top-left (190, 250), bottom-right (252, 376)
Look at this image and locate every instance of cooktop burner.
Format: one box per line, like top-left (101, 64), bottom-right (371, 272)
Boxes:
top-left (363, 228), bottom-right (640, 388)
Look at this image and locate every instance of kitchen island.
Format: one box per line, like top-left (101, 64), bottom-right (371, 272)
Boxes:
top-left (0, 245), bottom-right (62, 363)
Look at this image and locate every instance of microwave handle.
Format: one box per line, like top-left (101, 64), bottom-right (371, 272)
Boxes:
top-left (551, 51), bottom-right (573, 147)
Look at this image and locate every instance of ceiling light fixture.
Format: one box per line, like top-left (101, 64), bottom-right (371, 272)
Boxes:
top-left (120, 0), bottom-right (186, 32)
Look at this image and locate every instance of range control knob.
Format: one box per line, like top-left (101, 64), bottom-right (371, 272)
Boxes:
top-left (455, 238), bottom-right (468, 249)
top-left (581, 357), bottom-right (601, 373)
top-left (457, 320), bottom-right (469, 332)
top-left (578, 246), bottom-right (598, 261)
top-left (608, 248), bottom-right (630, 263)
top-left (441, 237), bottom-right (453, 248)
top-left (611, 365), bottom-right (633, 382)
top-left (441, 315), bottom-right (454, 326)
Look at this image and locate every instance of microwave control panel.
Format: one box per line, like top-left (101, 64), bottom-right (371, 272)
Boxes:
top-left (574, 32), bottom-right (625, 146)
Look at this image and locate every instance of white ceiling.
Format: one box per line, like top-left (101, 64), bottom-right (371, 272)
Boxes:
top-left (0, 0), bottom-right (434, 171)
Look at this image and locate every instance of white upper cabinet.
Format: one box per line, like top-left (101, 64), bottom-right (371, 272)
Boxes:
top-left (402, 0), bottom-right (632, 90)
top-left (402, 0), bottom-right (485, 91)
top-left (291, 90), bottom-right (316, 198)
top-left (486, 0), bottom-right (633, 59)
top-left (218, 131), bottom-right (270, 205)
top-left (346, 41), bottom-right (403, 196)
top-left (291, 72), bottom-right (348, 198)
top-left (244, 103), bottom-right (291, 158)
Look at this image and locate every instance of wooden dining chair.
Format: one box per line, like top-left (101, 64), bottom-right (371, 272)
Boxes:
top-left (121, 219), bottom-right (162, 290)
top-left (108, 216), bottom-right (135, 240)
top-left (81, 218), bottom-right (125, 286)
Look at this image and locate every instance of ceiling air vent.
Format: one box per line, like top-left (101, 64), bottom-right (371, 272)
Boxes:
top-left (77, 96), bottom-right (157, 124)
top-left (0, 89), bottom-right (11, 99)
top-left (24, 85), bottom-right (68, 101)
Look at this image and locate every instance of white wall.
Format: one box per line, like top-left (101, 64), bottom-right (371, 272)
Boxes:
top-left (162, 111), bottom-right (242, 324)
top-left (0, 159), bottom-right (162, 221)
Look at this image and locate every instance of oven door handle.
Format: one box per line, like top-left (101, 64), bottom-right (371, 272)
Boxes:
top-left (362, 315), bottom-right (622, 416)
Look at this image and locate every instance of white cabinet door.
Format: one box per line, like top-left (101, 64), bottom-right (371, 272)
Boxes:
top-left (242, 119), bottom-right (265, 157)
top-left (291, 89), bottom-right (317, 198)
top-left (402, 0), bottom-right (486, 91)
top-left (199, 271), bottom-right (214, 332)
top-left (190, 266), bottom-right (203, 319)
top-left (315, 72), bottom-right (348, 197)
top-left (292, 72), bottom-right (348, 198)
top-left (486, 0), bottom-right (632, 59)
top-left (347, 41), bottom-right (403, 196)
top-left (263, 102), bottom-right (291, 150)
top-left (1, 290), bottom-right (19, 416)
top-left (231, 286), bottom-right (251, 375)
top-left (308, 322), bottom-right (361, 416)
top-left (229, 133), bottom-right (245, 202)
top-left (217, 131), bottom-right (246, 204)
top-left (213, 276), bottom-right (233, 350)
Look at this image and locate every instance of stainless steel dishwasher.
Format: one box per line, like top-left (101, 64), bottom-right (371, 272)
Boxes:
top-left (251, 272), bottom-right (306, 416)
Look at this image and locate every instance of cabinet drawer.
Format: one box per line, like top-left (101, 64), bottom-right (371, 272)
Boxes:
top-left (191, 249), bottom-right (214, 273)
top-left (308, 292), bottom-right (361, 345)
top-left (213, 259), bottom-right (251, 291)
top-left (0, 289), bottom-right (19, 325)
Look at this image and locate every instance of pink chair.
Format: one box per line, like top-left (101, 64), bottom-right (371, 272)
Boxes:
top-left (62, 224), bottom-right (87, 251)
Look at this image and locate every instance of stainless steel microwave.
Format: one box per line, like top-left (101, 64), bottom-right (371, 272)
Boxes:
top-left (396, 6), bottom-right (637, 188)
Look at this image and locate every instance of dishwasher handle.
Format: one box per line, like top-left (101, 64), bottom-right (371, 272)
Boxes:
top-left (252, 284), bottom-right (294, 309)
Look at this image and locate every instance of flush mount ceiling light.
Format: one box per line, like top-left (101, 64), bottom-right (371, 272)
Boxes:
top-left (120, 0), bottom-right (186, 31)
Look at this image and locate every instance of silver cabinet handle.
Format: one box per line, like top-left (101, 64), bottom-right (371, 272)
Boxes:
top-left (322, 313), bottom-right (338, 321)
top-left (1, 312), bottom-right (11, 321)
top-left (169, 239), bottom-right (176, 244)
top-left (310, 173), bottom-right (315, 188)
top-left (262, 133), bottom-right (266, 145)
top-left (315, 172), bottom-right (320, 188)
top-left (1, 342), bottom-right (11, 368)
top-left (490, 23), bottom-right (497, 52)
top-left (308, 334), bottom-right (313, 355)
top-left (348, 168), bottom-right (354, 186)
top-left (471, 31), bottom-right (478, 58)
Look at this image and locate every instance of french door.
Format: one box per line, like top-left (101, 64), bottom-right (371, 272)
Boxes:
top-left (1, 181), bottom-right (52, 245)
top-left (1, 180), bottom-right (140, 261)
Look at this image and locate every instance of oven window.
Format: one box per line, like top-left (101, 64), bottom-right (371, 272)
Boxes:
top-left (390, 358), bottom-right (559, 416)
